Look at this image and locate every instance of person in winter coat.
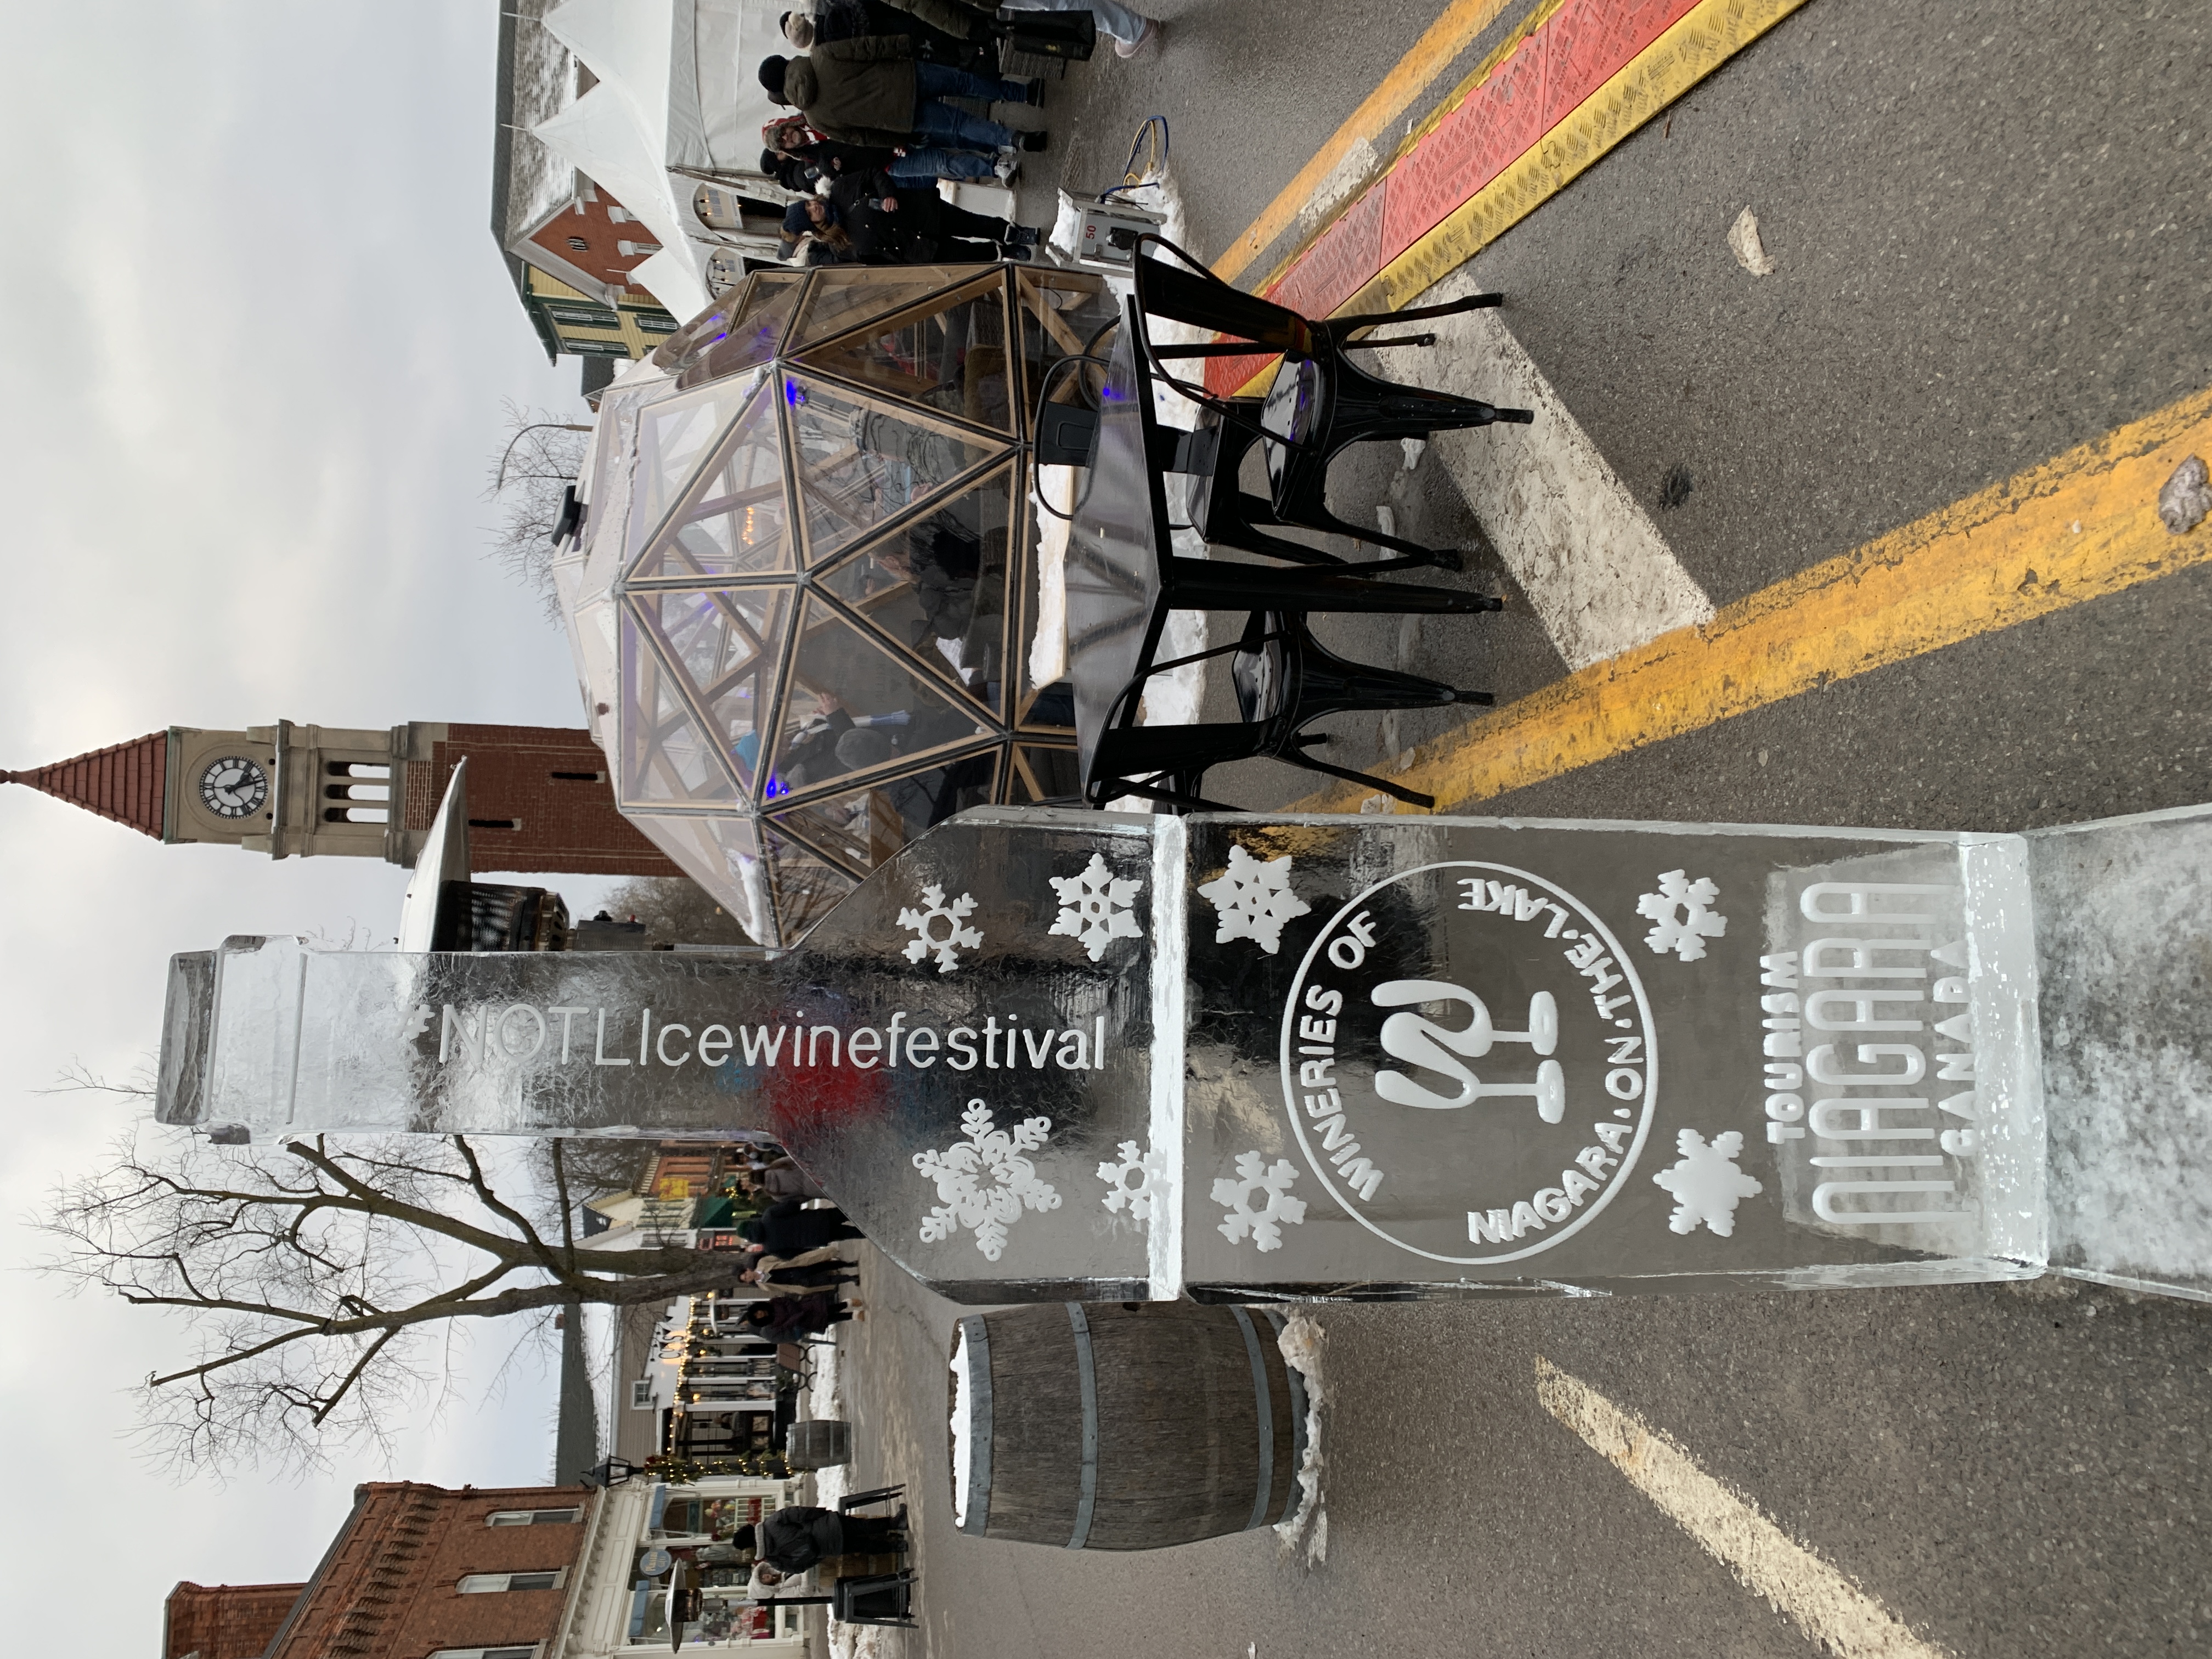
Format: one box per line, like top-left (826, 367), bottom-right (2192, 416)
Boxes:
top-left (741, 1197), bottom-right (864, 1255)
top-left (733, 1505), bottom-right (905, 1575)
top-left (758, 38), bottom-right (1046, 155)
top-left (782, 0), bottom-right (979, 61)
top-left (739, 1291), bottom-right (852, 1341)
top-left (825, 167), bottom-right (1039, 263)
top-left (823, 0), bottom-right (1166, 58)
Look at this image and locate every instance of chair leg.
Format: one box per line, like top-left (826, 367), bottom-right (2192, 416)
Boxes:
top-left (1325, 292), bottom-right (1504, 336)
top-left (1165, 556), bottom-right (1502, 616)
top-left (1286, 749), bottom-right (1436, 809)
top-left (1274, 494), bottom-right (1466, 574)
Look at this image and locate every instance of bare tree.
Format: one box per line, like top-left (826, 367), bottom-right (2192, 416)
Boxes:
top-left (484, 399), bottom-right (593, 621)
top-left (596, 874), bottom-right (758, 949)
top-left (38, 1128), bottom-right (754, 1477)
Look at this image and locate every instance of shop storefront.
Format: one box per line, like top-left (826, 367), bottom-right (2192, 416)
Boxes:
top-left (554, 1474), bottom-right (808, 1658)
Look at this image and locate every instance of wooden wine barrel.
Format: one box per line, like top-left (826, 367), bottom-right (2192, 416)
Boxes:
top-left (948, 1302), bottom-right (1306, 1550)
top-left (785, 1418), bottom-right (851, 1469)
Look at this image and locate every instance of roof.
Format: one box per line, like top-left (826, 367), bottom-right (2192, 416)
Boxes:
top-left (3, 730), bottom-right (167, 838)
top-left (492, 0), bottom-right (581, 362)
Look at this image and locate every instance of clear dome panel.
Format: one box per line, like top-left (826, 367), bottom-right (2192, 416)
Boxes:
top-left (1014, 267), bottom-right (1124, 432)
top-left (789, 266), bottom-right (972, 350)
top-left (622, 811), bottom-right (770, 944)
top-left (760, 827), bottom-right (856, 947)
top-left (627, 370), bottom-right (768, 568)
top-left (794, 271), bottom-right (1016, 435)
top-left (782, 373), bottom-right (1003, 567)
top-left (629, 380), bottom-right (793, 582)
top-left (770, 746), bottom-right (1000, 875)
top-left (631, 588), bottom-right (792, 797)
top-left (1009, 743), bottom-right (1081, 803)
top-left (764, 596), bottom-right (991, 802)
top-left (616, 605), bottom-right (739, 806)
top-left (675, 270), bottom-right (808, 388)
top-left (817, 466), bottom-right (1015, 718)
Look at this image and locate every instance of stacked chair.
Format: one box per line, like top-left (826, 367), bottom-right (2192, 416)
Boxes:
top-left (1081, 237), bottom-right (1535, 811)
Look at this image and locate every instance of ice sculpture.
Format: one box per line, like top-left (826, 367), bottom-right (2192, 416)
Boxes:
top-left (153, 805), bottom-right (2109, 1303)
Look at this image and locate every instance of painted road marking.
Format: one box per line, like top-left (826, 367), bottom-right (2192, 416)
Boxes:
top-left (1215, 0), bottom-right (1539, 283)
top-left (1393, 268), bottom-right (1712, 668)
top-left (1536, 1357), bottom-right (1951, 1659)
top-left (1207, 0), bottom-right (1809, 400)
top-left (1296, 385), bottom-right (2212, 814)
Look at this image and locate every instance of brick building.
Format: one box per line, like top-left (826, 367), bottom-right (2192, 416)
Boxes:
top-left (164, 1581), bottom-right (304, 1659)
top-left (163, 1474), bottom-right (806, 1658)
top-left (4, 719), bottom-right (678, 879)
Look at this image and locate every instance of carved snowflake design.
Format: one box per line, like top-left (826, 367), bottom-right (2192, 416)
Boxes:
top-left (1211, 1150), bottom-right (1307, 1252)
top-left (898, 883), bottom-right (983, 972)
top-left (1651, 1128), bottom-right (1763, 1237)
top-left (1097, 1139), bottom-right (1173, 1224)
top-left (913, 1099), bottom-right (1061, 1260)
top-left (1048, 853), bottom-right (1144, 962)
top-left (1635, 869), bottom-right (1728, 962)
top-left (1197, 844), bottom-right (1312, 956)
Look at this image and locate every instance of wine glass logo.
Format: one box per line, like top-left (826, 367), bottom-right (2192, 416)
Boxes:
top-left (1370, 980), bottom-right (1565, 1124)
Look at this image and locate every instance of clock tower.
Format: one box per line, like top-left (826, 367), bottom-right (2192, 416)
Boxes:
top-left (4, 720), bottom-right (679, 878)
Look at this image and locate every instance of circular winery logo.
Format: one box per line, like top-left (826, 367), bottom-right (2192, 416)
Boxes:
top-left (1279, 861), bottom-right (1657, 1264)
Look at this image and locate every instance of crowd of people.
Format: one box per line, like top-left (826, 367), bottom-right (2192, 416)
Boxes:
top-left (757, 0), bottom-right (1168, 267)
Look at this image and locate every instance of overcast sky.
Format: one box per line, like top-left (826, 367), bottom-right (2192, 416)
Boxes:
top-left (0, 5), bottom-right (627, 1647)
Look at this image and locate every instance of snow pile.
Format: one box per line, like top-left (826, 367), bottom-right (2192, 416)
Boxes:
top-left (947, 1324), bottom-right (974, 1529)
top-left (1273, 1313), bottom-right (1328, 1567)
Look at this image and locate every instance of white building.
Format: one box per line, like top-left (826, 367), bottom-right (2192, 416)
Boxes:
top-left (553, 1473), bottom-right (810, 1658)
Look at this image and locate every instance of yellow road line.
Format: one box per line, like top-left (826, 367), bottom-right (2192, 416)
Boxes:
top-left (1227, 0), bottom-right (1809, 399)
top-left (1537, 1358), bottom-right (1952, 1659)
top-left (1350, 0), bottom-right (1811, 316)
top-left (1214, 0), bottom-right (1530, 283)
top-left (1294, 385), bottom-right (2212, 814)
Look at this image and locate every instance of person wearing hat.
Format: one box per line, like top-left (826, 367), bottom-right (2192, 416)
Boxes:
top-left (758, 38), bottom-right (1046, 155)
top-left (825, 165), bottom-right (1038, 264)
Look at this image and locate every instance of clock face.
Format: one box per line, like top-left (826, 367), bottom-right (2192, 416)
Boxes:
top-left (199, 755), bottom-right (270, 819)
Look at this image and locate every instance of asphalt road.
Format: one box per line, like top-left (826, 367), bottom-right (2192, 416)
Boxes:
top-left (832, 3), bottom-right (2212, 1654)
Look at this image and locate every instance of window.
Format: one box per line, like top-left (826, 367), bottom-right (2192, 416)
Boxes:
top-left (631, 310), bottom-right (679, 335)
top-left (629, 1380), bottom-right (656, 1409)
top-left (568, 235), bottom-right (590, 252)
top-left (608, 207), bottom-right (634, 223)
top-left (458, 1571), bottom-right (566, 1594)
top-left (550, 770), bottom-right (605, 782)
top-left (616, 240), bottom-right (662, 258)
top-left (430, 1649), bottom-right (542, 1659)
top-left (486, 1509), bottom-right (581, 1527)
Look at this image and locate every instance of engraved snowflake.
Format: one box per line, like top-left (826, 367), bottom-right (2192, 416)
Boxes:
top-left (1197, 844), bottom-right (1312, 956)
top-left (1651, 1128), bottom-right (1763, 1237)
top-left (1048, 853), bottom-right (1144, 962)
top-left (898, 883), bottom-right (983, 972)
top-left (1097, 1139), bottom-right (1173, 1224)
top-left (1211, 1150), bottom-right (1307, 1252)
top-left (913, 1099), bottom-right (1061, 1260)
top-left (1635, 869), bottom-right (1728, 962)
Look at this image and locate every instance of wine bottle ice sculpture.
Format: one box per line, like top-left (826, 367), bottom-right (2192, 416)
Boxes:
top-left (156, 809), bottom-right (2053, 1302)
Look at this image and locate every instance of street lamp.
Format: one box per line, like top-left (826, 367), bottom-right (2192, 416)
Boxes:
top-left (583, 1454), bottom-right (639, 1488)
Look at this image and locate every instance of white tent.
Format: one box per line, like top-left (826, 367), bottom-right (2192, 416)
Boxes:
top-left (533, 0), bottom-right (789, 326)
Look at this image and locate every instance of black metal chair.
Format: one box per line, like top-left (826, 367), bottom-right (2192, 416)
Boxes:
top-left (1086, 611), bottom-right (1489, 812)
top-left (1130, 233), bottom-right (1534, 572)
top-left (832, 1571), bottom-right (917, 1627)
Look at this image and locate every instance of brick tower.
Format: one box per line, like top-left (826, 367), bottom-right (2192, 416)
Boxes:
top-left (3, 721), bottom-right (676, 877)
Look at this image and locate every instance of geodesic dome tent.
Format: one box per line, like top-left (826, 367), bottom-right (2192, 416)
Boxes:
top-left (557, 261), bottom-right (1120, 948)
